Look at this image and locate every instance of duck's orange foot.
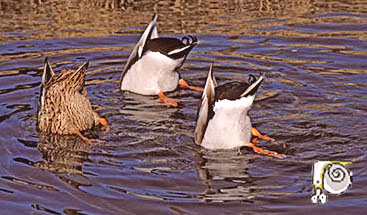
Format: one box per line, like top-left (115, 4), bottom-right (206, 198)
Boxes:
top-left (98, 117), bottom-right (110, 132)
top-left (179, 79), bottom-right (204, 92)
top-left (158, 91), bottom-right (180, 107)
top-left (248, 142), bottom-right (285, 159)
top-left (162, 97), bottom-right (181, 107)
top-left (75, 131), bottom-right (94, 145)
top-left (74, 131), bottom-right (104, 146)
top-left (251, 128), bottom-right (275, 142)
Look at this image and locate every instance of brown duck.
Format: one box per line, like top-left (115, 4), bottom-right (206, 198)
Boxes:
top-left (37, 57), bottom-right (108, 143)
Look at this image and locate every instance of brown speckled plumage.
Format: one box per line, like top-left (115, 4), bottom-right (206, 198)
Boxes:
top-left (37, 58), bottom-right (100, 135)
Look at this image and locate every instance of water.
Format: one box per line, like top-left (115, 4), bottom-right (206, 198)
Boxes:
top-left (1, 0), bottom-right (367, 214)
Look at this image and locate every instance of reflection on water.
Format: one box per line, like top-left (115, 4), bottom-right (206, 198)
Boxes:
top-left (119, 91), bottom-right (181, 124)
top-left (35, 134), bottom-right (91, 174)
top-left (195, 150), bottom-right (254, 202)
top-left (197, 150), bottom-right (250, 181)
top-left (1, 0), bottom-right (367, 214)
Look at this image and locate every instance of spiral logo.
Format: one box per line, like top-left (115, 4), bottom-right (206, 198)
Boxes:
top-left (311, 161), bottom-right (352, 204)
top-left (323, 163), bottom-right (352, 195)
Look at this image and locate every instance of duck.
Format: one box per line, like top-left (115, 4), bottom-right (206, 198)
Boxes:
top-left (194, 63), bottom-right (285, 159)
top-left (37, 57), bottom-right (109, 144)
top-left (119, 14), bottom-right (203, 107)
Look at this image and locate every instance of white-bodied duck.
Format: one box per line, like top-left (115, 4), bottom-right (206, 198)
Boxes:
top-left (194, 63), bottom-right (285, 158)
top-left (119, 14), bottom-right (202, 107)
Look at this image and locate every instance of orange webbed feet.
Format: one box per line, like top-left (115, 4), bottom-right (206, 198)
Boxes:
top-left (179, 79), bottom-right (204, 92)
top-left (249, 128), bottom-right (284, 158)
top-left (251, 128), bottom-right (275, 142)
top-left (75, 131), bottom-right (104, 146)
top-left (157, 91), bottom-right (181, 107)
top-left (98, 117), bottom-right (110, 132)
top-left (248, 141), bottom-right (286, 159)
top-left (75, 131), bottom-right (93, 145)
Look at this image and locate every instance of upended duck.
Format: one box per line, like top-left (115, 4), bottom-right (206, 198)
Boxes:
top-left (195, 64), bottom-right (285, 159)
top-left (37, 58), bottom-right (109, 144)
top-left (119, 14), bottom-right (203, 107)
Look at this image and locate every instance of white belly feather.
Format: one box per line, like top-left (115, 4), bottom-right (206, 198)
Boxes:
top-left (121, 51), bottom-right (181, 95)
top-left (201, 96), bottom-right (255, 150)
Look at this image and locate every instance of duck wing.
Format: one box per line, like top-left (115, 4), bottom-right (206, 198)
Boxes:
top-left (39, 57), bottom-right (55, 112)
top-left (194, 63), bottom-right (217, 145)
top-left (119, 14), bottom-right (158, 87)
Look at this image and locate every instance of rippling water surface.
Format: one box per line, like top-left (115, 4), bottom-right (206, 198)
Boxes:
top-left (1, 0), bottom-right (367, 214)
